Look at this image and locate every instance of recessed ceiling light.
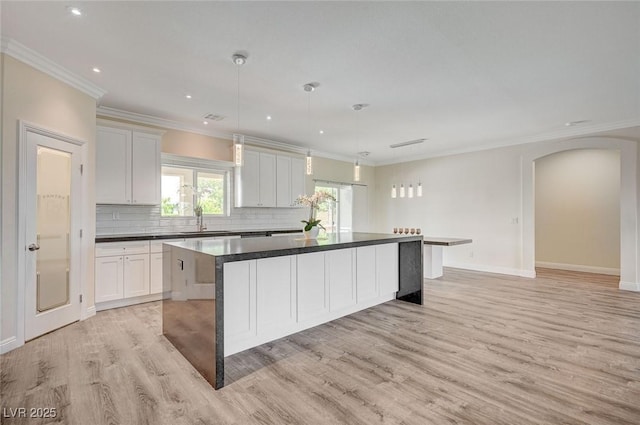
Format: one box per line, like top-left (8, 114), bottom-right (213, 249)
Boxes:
top-left (67, 6), bottom-right (82, 16)
top-left (185, 94), bottom-right (192, 99)
top-left (92, 67), bottom-right (101, 73)
top-left (319, 130), bottom-right (324, 134)
top-left (266, 115), bottom-right (272, 121)
top-left (203, 121), bottom-right (208, 125)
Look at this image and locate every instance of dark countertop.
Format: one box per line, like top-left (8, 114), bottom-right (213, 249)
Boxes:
top-left (422, 237), bottom-right (472, 246)
top-left (168, 232), bottom-right (423, 262)
top-left (95, 228), bottom-right (302, 243)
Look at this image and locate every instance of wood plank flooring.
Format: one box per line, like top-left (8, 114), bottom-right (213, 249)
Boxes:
top-left (2, 268), bottom-right (639, 425)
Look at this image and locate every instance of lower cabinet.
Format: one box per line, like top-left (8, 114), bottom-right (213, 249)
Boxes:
top-left (223, 243), bottom-right (398, 356)
top-left (95, 239), bottom-right (181, 309)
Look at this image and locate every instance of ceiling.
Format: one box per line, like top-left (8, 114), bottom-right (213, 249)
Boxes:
top-left (2, 1), bottom-right (639, 164)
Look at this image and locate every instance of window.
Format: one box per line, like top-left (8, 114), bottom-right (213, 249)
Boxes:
top-left (314, 183), bottom-right (353, 233)
top-left (161, 162), bottom-right (228, 217)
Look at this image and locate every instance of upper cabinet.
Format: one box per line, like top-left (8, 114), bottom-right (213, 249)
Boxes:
top-left (276, 155), bottom-right (305, 208)
top-left (235, 148), bottom-right (306, 208)
top-left (96, 123), bottom-right (162, 205)
top-left (235, 150), bottom-right (276, 207)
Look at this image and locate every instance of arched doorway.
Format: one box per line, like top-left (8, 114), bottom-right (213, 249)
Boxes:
top-left (535, 149), bottom-right (620, 277)
top-left (521, 136), bottom-right (639, 291)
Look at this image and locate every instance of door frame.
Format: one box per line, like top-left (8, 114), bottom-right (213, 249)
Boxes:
top-left (17, 121), bottom-right (87, 344)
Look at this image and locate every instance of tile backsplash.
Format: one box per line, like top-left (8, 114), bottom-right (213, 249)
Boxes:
top-left (96, 204), bottom-right (308, 235)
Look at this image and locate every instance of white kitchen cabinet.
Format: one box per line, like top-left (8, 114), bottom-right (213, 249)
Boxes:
top-left (224, 260), bottom-right (257, 343)
top-left (235, 149), bottom-right (276, 207)
top-left (131, 132), bottom-right (161, 205)
top-left (356, 245), bottom-right (378, 303)
top-left (95, 255), bottom-right (124, 303)
top-left (96, 126), bottom-right (131, 204)
top-left (297, 251), bottom-right (328, 322)
top-left (150, 252), bottom-right (164, 294)
top-left (256, 256), bottom-right (296, 333)
top-left (327, 248), bottom-right (356, 312)
top-left (377, 243), bottom-right (399, 294)
top-left (123, 254), bottom-right (150, 298)
top-left (276, 155), bottom-right (306, 207)
top-left (96, 123), bottom-right (162, 205)
top-left (95, 241), bottom-right (151, 307)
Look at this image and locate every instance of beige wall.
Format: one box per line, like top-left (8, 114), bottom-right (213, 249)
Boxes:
top-left (535, 149), bottom-right (620, 272)
top-left (162, 129), bottom-right (231, 161)
top-left (1, 54), bottom-right (96, 347)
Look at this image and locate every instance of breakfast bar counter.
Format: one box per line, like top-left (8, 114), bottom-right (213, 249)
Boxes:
top-left (162, 232), bottom-right (423, 389)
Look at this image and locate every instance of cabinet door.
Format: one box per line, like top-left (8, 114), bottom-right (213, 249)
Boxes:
top-left (290, 157), bottom-right (306, 206)
top-left (327, 248), bottom-right (356, 312)
top-left (150, 253), bottom-right (163, 294)
top-left (297, 252), bottom-right (328, 322)
top-left (356, 246), bottom-right (378, 303)
top-left (256, 256), bottom-right (296, 332)
top-left (131, 132), bottom-right (161, 205)
top-left (95, 256), bottom-right (124, 303)
top-left (124, 253), bottom-right (150, 298)
top-left (224, 260), bottom-right (257, 345)
top-left (96, 127), bottom-right (131, 204)
top-left (235, 150), bottom-right (260, 207)
top-left (276, 155), bottom-right (292, 207)
top-left (259, 152), bottom-right (277, 207)
top-left (377, 243), bottom-right (399, 294)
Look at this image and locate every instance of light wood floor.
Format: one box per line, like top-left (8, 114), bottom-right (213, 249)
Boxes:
top-left (2, 268), bottom-right (639, 425)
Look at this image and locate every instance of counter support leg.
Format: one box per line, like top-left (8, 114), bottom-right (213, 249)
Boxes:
top-left (397, 240), bottom-right (423, 305)
top-left (423, 245), bottom-right (444, 279)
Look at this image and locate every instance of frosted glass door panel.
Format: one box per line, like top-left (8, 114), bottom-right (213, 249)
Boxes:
top-left (36, 147), bottom-right (71, 312)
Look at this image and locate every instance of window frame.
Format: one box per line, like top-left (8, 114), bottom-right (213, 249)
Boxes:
top-left (160, 154), bottom-right (233, 218)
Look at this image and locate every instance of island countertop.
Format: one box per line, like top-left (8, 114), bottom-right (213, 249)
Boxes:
top-left (167, 232), bottom-right (423, 261)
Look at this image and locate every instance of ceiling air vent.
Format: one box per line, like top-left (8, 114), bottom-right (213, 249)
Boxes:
top-left (203, 113), bottom-right (225, 121)
top-left (390, 138), bottom-right (426, 148)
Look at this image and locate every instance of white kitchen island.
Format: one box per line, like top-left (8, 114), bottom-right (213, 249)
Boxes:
top-left (162, 232), bottom-right (423, 389)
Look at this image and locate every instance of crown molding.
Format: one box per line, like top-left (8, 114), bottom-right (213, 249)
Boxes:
top-left (1, 37), bottom-right (106, 100)
top-left (97, 106), bottom-right (374, 166)
top-left (97, 106), bottom-right (233, 139)
top-left (376, 118), bottom-right (640, 165)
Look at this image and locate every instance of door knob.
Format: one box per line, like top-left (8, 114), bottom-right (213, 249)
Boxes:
top-left (28, 243), bottom-right (40, 251)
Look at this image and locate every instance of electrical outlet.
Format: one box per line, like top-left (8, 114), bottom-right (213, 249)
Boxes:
top-left (512, 217), bottom-right (519, 224)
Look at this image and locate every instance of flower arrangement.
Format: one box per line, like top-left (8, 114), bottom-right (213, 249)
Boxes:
top-left (295, 191), bottom-right (336, 231)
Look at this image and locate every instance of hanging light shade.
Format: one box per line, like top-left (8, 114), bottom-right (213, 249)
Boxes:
top-left (354, 159), bottom-right (361, 182)
top-left (417, 181), bottom-right (423, 197)
top-left (408, 183), bottom-right (414, 198)
top-left (391, 184), bottom-right (397, 198)
top-left (400, 184), bottom-right (405, 198)
top-left (232, 52), bottom-right (247, 167)
top-left (233, 133), bottom-right (244, 166)
top-left (306, 150), bottom-right (313, 175)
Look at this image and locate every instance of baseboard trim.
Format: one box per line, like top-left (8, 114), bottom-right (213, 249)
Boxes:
top-left (445, 262), bottom-right (533, 278)
top-left (619, 281), bottom-right (640, 292)
top-left (96, 292), bottom-right (168, 312)
top-left (0, 336), bottom-right (22, 354)
top-left (535, 261), bottom-right (620, 276)
top-left (82, 305), bottom-right (96, 320)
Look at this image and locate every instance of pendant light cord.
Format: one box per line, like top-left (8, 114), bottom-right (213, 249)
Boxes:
top-left (237, 65), bottom-right (240, 132)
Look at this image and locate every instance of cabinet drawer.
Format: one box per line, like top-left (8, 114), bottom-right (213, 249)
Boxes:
top-left (96, 241), bottom-right (150, 257)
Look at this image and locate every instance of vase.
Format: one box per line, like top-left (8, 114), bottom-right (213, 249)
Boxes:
top-left (304, 226), bottom-right (320, 240)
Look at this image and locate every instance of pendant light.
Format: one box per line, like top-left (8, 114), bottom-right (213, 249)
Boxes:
top-left (408, 183), bottom-right (414, 198)
top-left (391, 184), bottom-right (397, 198)
top-left (400, 183), bottom-right (405, 198)
top-left (417, 181), bottom-right (423, 197)
top-left (303, 83), bottom-right (317, 175)
top-left (352, 103), bottom-right (367, 182)
top-left (232, 53), bottom-right (247, 166)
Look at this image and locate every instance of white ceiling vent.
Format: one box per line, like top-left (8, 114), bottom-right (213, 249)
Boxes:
top-left (203, 113), bottom-right (225, 121)
top-left (390, 138), bottom-right (426, 148)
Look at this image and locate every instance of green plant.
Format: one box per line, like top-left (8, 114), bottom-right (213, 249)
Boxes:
top-left (296, 191), bottom-right (336, 231)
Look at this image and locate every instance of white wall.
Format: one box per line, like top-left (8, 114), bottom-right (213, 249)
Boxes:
top-left (535, 149), bottom-right (620, 274)
top-left (374, 131), bottom-right (640, 287)
top-left (374, 146), bottom-right (523, 275)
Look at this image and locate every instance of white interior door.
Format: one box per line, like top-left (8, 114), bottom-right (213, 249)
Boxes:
top-left (24, 130), bottom-right (82, 341)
